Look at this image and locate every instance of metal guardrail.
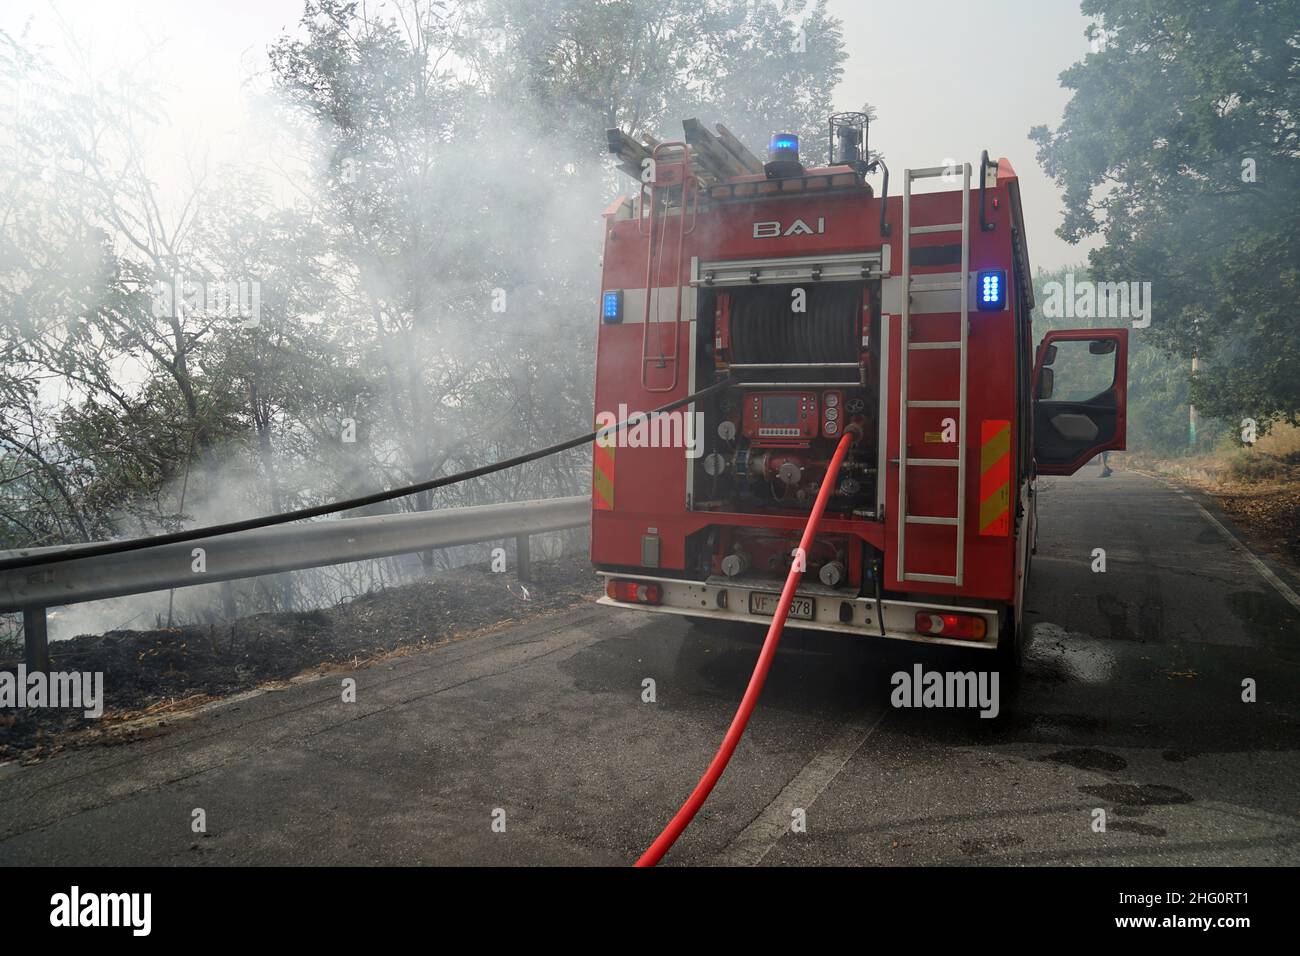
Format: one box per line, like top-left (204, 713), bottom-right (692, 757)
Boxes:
top-left (1, 496), bottom-right (591, 670)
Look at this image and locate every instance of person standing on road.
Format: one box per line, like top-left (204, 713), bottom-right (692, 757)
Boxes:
top-left (1099, 450), bottom-right (1113, 478)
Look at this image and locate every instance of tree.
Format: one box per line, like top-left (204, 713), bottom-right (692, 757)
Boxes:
top-left (2, 0), bottom-right (853, 615)
top-left (679, 0), bottom-right (845, 154)
top-left (477, 0), bottom-right (846, 153)
top-left (1030, 0), bottom-right (1300, 431)
top-left (1, 26), bottom-right (297, 554)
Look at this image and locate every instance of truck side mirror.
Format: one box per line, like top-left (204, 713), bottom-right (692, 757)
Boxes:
top-left (1088, 339), bottom-right (1116, 355)
top-left (1042, 343), bottom-right (1057, 365)
top-left (1036, 367), bottom-right (1054, 400)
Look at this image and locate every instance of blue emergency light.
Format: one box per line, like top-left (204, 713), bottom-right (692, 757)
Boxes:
top-left (976, 270), bottom-right (1007, 311)
top-left (769, 133), bottom-right (799, 154)
top-left (764, 132), bottom-right (804, 178)
top-left (602, 289), bottom-right (623, 323)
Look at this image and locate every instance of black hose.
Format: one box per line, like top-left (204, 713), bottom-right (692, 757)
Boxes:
top-left (875, 158), bottom-right (891, 237)
top-left (979, 150), bottom-right (995, 232)
top-left (0, 377), bottom-right (733, 572)
top-left (729, 285), bottom-right (859, 366)
top-left (873, 552), bottom-right (886, 636)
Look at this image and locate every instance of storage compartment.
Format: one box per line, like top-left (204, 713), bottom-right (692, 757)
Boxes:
top-left (690, 279), bottom-right (882, 522)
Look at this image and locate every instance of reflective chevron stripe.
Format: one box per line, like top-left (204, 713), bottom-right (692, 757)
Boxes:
top-left (979, 420), bottom-right (1011, 535)
top-left (593, 424), bottom-right (615, 511)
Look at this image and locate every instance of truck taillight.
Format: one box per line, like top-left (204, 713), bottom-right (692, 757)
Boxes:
top-left (607, 580), bottom-right (662, 605)
top-left (915, 611), bottom-right (987, 641)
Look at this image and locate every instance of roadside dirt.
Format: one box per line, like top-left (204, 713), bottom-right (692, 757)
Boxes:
top-left (0, 555), bottom-right (602, 762)
top-left (1141, 450), bottom-right (1300, 574)
top-left (1200, 478), bottom-right (1300, 571)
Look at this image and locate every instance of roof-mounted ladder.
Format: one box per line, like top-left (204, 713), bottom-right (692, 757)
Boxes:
top-left (639, 141), bottom-right (697, 392)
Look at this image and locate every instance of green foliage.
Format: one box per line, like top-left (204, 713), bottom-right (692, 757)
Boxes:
top-left (1029, 0), bottom-right (1300, 432)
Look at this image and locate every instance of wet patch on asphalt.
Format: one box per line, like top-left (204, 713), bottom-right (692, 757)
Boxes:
top-left (1040, 748), bottom-right (1128, 772)
top-left (959, 832), bottom-right (1026, 856)
top-left (1080, 783), bottom-right (1194, 807)
top-left (1107, 821), bottom-right (1168, 837)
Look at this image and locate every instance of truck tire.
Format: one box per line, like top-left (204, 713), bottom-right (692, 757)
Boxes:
top-left (995, 598), bottom-right (1025, 692)
top-left (998, 532), bottom-right (1033, 689)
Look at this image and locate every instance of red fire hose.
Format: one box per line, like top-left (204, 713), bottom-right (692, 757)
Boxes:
top-left (635, 428), bottom-right (859, 866)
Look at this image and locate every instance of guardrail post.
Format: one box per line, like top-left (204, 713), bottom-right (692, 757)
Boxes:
top-left (23, 606), bottom-right (50, 673)
top-left (219, 580), bottom-right (238, 621)
top-left (515, 534), bottom-right (531, 582)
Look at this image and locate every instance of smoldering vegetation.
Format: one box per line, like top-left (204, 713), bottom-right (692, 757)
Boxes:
top-left (0, 0), bottom-right (847, 641)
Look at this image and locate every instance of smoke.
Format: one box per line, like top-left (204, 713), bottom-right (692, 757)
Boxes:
top-left (2, 0), bottom-right (843, 640)
top-left (2, 1), bottom-right (616, 639)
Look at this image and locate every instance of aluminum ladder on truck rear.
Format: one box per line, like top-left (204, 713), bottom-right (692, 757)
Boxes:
top-left (896, 162), bottom-right (971, 586)
top-left (638, 141), bottom-right (697, 393)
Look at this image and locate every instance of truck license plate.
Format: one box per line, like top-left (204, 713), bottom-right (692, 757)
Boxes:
top-left (749, 592), bottom-right (814, 621)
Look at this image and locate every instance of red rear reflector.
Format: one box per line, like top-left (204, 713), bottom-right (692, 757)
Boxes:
top-left (607, 580), bottom-right (662, 605)
top-left (914, 611), bottom-right (987, 641)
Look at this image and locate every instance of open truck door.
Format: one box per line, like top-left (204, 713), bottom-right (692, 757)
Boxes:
top-left (1032, 328), bottom-right (1128, 476)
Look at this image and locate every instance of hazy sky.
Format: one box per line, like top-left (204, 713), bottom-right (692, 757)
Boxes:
top-left (3, 0), bottom-right (1099, 269)
top-left (826, 0), bottom-right (1099, 270)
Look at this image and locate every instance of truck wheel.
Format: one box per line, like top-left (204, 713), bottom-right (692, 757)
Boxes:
top-left (997, 538), bottom-right (1033, 689)
top-left (995, 604), bottom-right (1024, 691)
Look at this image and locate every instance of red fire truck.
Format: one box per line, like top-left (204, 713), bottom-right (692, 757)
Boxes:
top-left (592, 115), bottom-right (1127, 667)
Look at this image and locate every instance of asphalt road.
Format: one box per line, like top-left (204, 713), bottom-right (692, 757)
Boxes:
top-left (1, 468), bottom-right (1297, 866)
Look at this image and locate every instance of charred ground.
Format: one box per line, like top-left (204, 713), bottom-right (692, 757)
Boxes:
top-left (0, 555), bottom-right (601, 761)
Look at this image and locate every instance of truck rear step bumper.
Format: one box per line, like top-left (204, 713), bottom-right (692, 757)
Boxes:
top-left (595, 571), bottom-right (1000, 649)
